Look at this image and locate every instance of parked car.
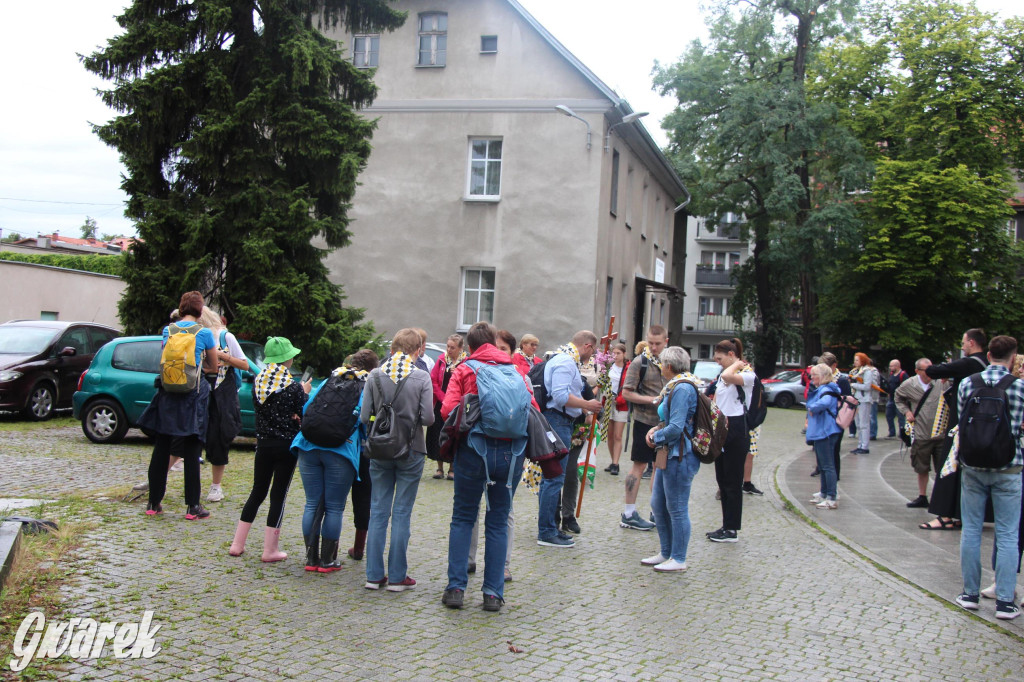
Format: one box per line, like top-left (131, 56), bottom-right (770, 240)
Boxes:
top-left (692, 360), bottom-right (722, 390)
top-left (0, 320), bottom-right (120, 420)
top-left (73, 335), bottom-right (263, 444)
top-left (763, 370), bottom-right (806, 409)
top-left (423, 342), bottom-right (446, 366)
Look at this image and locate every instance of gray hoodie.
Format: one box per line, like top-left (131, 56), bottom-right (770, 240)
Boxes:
top-left (360, 367), bottom-right (434, 455)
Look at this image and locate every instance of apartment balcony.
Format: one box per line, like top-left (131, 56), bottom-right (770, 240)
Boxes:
top-left (680, 312), bottom-right (754, 334)
top-left (695, 223), bottom-right (743, 242)
top-left (694, 268), bottom-right (736, 287)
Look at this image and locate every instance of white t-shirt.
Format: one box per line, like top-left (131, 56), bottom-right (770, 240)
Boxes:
top-left (714, 372), bottom-right (754, 417)
top-left (608, 363), bottom-right (624, 395)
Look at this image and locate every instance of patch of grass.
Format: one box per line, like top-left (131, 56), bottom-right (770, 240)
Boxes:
top-left (0, 517), bottom-right (94, 679)
top-left (0, 416), bottom-right (77, 432)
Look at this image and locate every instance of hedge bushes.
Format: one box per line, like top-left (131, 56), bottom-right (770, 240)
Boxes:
top-left (0, 251), bottom-right (125, 276)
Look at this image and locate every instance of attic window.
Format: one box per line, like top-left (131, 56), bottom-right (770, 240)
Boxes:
top-left (481, 35), bottom-right (498, 53)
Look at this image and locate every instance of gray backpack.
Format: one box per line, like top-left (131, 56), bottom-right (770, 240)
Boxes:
top-left (365, 373), bottom-right (415, 460)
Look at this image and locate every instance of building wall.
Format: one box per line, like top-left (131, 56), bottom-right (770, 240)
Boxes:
top-left (0, 261), bottom-right (123, 328)
top-left (324, 0), bottom-right (683, 352)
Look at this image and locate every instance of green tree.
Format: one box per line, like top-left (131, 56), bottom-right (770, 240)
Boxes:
top-left (80, 216), bottom-right (98, 240)
top-left (83, 1), bottom-right (405, 372)
top-left (655, 0), bottom-right (866, 375)
top-left (1, 231), bottom-right (23, 243)
top-left (814, 0), bottom-right (1024, 357)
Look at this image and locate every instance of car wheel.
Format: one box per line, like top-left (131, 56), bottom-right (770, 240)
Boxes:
top-left (774, 392), bottom-right (795, 410)
top-left (82, 399), bottom-right (129, 444)
top-left (22, 382), bottom-right (56, 421)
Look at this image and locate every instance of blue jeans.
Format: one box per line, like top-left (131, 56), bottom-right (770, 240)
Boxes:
top-left (297, 449), bottom-right (356, 541)
top-left (538, 410), bottom-right (575, 540)
top-left (960, 466), bottom-right (1023, 602)
top-left (366, 453), bottom-right (425, 584)
top-left (813, 433), bottom-right (838, 500)
top-left (650, 452), bottom-right (699, 562)
top-left (870, 403), bottom-right (878, 439)
top-left (446, 439), bottom-right (524, 599)
top-left (885, 401), bottom-right (905, 438)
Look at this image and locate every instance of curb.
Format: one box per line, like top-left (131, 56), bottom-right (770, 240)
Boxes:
top-left (0, 520), bottom-right (23, 592)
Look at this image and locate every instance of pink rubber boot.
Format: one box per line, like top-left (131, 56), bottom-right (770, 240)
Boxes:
top-left (228, 521), bottom-right (251, 557)
top-left (261, 526), bottom-right (287, 563)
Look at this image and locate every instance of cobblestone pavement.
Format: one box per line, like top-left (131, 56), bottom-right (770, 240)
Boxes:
top-left (2, 411), bottom-right (1023, 680)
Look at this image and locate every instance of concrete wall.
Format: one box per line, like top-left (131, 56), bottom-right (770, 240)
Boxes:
top-left (325, 0), bottom-right (682, 352)
top-left (0, 261), bottom-right (123, 328)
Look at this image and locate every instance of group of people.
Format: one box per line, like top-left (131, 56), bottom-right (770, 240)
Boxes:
top-left (803, 328), bottom-right (1024, 620)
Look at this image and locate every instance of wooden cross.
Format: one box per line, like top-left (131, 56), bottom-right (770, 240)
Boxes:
top-left (577, 316), bottom-right (615, 517)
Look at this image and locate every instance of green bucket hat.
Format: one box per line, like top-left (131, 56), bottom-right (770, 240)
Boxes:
top-left (263, 337), bottom-right (301, 364)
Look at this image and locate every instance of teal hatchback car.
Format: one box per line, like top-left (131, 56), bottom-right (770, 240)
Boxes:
top-left (73, 335), bottom-right (264, 444)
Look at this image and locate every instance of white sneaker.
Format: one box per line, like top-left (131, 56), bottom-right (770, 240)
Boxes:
top-left (653, 558), bottom-right (688, 572)
top-left (207, 486), bottom-right (224, 502)
top-left (981, 582), bottom-right (1021, 600)
top-left (815, 499), bottom-right (837, 510)
top-left (810, 492), bottom-right (823, 503)
top-left (132, 481), bottom-right (149, 492)
top-left (641, 553), bottom-right (667, 566)
top-left (170, 460), bottom-right (184, 472)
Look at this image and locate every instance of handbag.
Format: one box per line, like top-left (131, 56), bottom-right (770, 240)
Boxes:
top-left (438, 394), bottom-right (480, 463)
top-left (901, 385), bottom-right (933, 447)
top-left (835, 395), bottom-right (858, 430)
top-left (654, 447), bottom-right (668, 470)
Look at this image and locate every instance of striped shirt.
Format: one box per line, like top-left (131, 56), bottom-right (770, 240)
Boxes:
top-left (957, 364), bottom-right (1024, 470)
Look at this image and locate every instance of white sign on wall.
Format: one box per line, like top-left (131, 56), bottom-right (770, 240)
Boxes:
top-left (654, 258), bottom-right (665, 284)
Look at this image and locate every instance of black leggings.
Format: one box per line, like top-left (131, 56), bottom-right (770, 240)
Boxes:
top-left (240, 440), bottom-right (296, 528)
top-left (149, 434), bottom-right (202, 507)
top-left (715, 418), bottom-right (749, 531)
top-left (350, 453), bottom-right (371, 531)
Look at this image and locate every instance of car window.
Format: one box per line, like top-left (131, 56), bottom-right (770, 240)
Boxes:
top-left (89, 328), bottom-right (119, 353)
top-left (693, 361), bottom-right (722, 382)
top-left (238, 341), bottom-right (265, 369)
top-left (0, 326), bottom-right (59, 354)
top-left (111, 340), bottom-right (162, 374)
top-left (57, 327), bottom-right (92, 355)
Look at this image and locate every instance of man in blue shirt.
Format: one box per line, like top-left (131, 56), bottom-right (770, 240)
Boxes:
top-left (537, 330), bottom-right (603, 548)
top-left (955, 335), bottom-right (1023, 620)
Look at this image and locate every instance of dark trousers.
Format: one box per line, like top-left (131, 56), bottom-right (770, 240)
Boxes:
top-left (148, 434), bottom-right (202, 507)
top-left (715, 418), bottom-right (749, 531)
top-left (832, 430), bottom-right (843, 481)
top-left (928, 436), bottom-right (960, 519)
top-left (350, 454), bottom-right (372, 531)
top-left (240, 439), bottom-right (296, 528)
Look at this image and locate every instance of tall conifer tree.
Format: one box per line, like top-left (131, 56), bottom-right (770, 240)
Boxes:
top-left (84, 1), bottom-right (405, 371)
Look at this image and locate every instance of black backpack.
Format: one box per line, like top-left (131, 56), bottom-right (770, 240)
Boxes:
top-left (528, 360), bottom-right (550, 411)
top-left (958, 373), bottom-right (1018, 469)
top-left (300, 375), bottom-right (364, 447)
top-left (737, 375), bottom-right (768, 429)
top-left (366, 373), bottom-right (415, 460)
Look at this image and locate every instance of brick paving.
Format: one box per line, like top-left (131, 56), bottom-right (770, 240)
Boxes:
top-left (2, 410), bottom-right (1023, 679)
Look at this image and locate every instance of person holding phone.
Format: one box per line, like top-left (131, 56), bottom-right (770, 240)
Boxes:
top-left (228, 337), bottom-right (311, 561)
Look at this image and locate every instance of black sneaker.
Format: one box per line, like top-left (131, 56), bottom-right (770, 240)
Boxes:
top-left (705, 526), bottom-right (724, 538)
top-left (442, 588), bottom-right (464, 609)
top-left (906, 495), bottom-right (929, 508)
top-left (482, 594), bottom-right (504, 612)
top-left (708, 528), bottom-right (738, 543)
top-left (604, 463), bottom-right (614, 472)
top-left (468, 562), bottom-right (476, 574)
top-left (610, 464), bottom-right (620, 476)
top-left (537, 535), bottom-right (575, 548)
top-left (641, 465), bottom-right (653, 480)
top-left (810, 468), bottom-right (820, 477)
top-left (742, 482), bottom-right (764, 496)
top-left (996, 600), bottom-right (1021, 620)
top-left (955, 593), bottom-right (980, 611)
top-left (185, 504), bottom-right (210, 520)
top-left (561, 517), bottom-right (581, 535)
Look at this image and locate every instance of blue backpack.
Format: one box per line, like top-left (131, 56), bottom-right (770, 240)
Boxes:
top-left (465, 360), bottom-right (531, 439)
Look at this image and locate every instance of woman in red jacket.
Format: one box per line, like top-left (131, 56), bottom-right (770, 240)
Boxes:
top-left (512, 333), bottom-right (542, 376)
top-left (427, 334), bottom-right (465, 479)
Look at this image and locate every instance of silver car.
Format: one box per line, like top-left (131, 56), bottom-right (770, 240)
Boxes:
top-left (763, 369), bottom-right (806, 409)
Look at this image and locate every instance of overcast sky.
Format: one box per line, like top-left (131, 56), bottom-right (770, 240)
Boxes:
top-left (0, 0), bottom-right (1018, 239)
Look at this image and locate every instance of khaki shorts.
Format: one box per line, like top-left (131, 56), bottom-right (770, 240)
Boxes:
top-left (611, 408), bottom-right (629, 423)
top-left (911, 438), bottom-right (943, 475)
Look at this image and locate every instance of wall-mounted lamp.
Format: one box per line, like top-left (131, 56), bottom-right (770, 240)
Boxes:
top-left (554, 105), bottom-right (592, 150)
top-left (604, 111), bottom-right (648, 152)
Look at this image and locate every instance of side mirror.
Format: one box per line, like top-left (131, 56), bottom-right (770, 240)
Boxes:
top-left (59, 347), bottom-right (77, 357)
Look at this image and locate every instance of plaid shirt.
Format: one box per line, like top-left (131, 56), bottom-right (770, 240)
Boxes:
top-left (957, 363), bottom-right (1024, 470)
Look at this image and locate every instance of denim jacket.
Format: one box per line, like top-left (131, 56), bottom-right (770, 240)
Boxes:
top-left (806, 383), bottom-right (842, 442)
top-left (652, 382), bottom-right (697, 460)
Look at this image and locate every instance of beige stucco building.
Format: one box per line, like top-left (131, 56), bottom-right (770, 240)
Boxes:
top-left (0, 260), bottom-right (123, 329)
top-left (323, 0), bottom-right (688, 351)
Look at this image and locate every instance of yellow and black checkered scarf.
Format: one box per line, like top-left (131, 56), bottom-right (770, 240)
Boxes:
top-left (642, 346), bottom-right (663, 371)
top-left (255, 363), bottom-right (293, 404)
top-left (332, 366), bottom-right (370, 381)
top-left (381, 352), bottom-right (415, 384)
top-left (555, 342), bottom-right (582, 370)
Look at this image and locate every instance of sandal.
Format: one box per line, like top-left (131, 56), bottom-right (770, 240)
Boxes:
top-left (432, 471), bottom-right (444, 480)
top-left (919, 517), bottom-right (958, 531)
top-left (446, 472), bottom-right (455, 480)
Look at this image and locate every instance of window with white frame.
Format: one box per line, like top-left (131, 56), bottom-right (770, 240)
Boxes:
top-left (417, 12), bottom-right (447, 66)
top-left (353, 34), bottom-right (380, 67)
top-left (459, 268), bottom-right (495, 329)
top-left (700, 250), bottom-right (741, 270)
top-left (698, 296), bottom-right (728, 317)
top-left (480, 35), bottom-right (497, 53)
top-left (466, 138), bottom-right (502, 199)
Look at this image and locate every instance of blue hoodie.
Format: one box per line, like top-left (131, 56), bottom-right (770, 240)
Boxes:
top-left (806, 383), bottom-right (842, 442)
